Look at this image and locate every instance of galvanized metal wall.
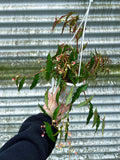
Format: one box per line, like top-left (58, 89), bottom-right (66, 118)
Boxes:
top-left (0, 0), bottom-right (120, 159)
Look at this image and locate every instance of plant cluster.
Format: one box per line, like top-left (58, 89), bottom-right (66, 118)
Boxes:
top-left (13, 12), bottom-right (110, 145)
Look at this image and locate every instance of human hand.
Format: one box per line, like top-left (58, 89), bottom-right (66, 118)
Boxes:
top-left (43, 86), bottom-right (70, 122)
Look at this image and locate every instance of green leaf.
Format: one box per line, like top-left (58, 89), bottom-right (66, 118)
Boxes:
top-left (30, 73), bottom-right (40, 89)
top-left (76, 95), bottom-right (94, 108)
top-left (102, 115), bottom-right (105, 135)
top-left (52, 45), bottom-right (62, 60)
top-left (53, 130), bottom-right (60, 137)
top-left (83, 42), bottom-right (88, 51)
top-left (60, 79), bottom-right (66, 91)
top-left (44, 122), bottom-right (56, 142)
top-left (53, 105), bottom-right (60, 120)
top-left (18, 77), bottom-right (26, 91)
top-left (62, 12), bottom-right (77, 34)
top-left (67, 70), bottom-right (76, 85)
top-left (63, 45), bottom-right (71, 53)
top-left (95, 114), bottom-right (100, 132)
top-left (71, 84), bottom-right (88, 104)
top-left (76, 28), bottom-right (83, 40)
top-left (56, 89), bottom-right (60, 104)
top-left (66, 86), bottom-right (74, 106)
top-left (45, 89), bottom-right (49, 108)
top-left (65, 121), bottom-right (69, 142)
top-left (65, 12), bottom-right (77, 21)
top-left (57, 75), bottom-right (61, 86)
top-left (57, 45), bottom-right (62, 55)
top-left (46, 53), bottom-right (52, 81)
top-left (59, 125), bottom-right (63, 142)
top-left (92, 108), bottom-right (98, 128)
top-left (62, 12), bottom-right (75, 34)
top-left (69, 103), bottom-right (73, 111)
top-left (15, 77), bottom-right (19, 86)
top-left (89, 52), bottom-right (95, 70)
top-left (65, 114), bottom-right (69, 142)
top-left (38, 104), bottom-right (47, 115)
top-left (69, 47), bottom-right (78, 62)
top-left (69, 51), bottom-right (74, 62)
top-left (86, 102), bottom-right (93, 124)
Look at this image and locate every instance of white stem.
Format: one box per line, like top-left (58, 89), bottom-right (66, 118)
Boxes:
top-left (78, 0), bottom-right (93, 76)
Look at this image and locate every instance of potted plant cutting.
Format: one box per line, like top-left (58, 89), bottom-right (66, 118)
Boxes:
top-left (13, 12), bottom-right (110, 146)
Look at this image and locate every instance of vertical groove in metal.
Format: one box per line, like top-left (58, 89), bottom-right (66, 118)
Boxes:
top-left (0, 0), bottom-right (120, 159)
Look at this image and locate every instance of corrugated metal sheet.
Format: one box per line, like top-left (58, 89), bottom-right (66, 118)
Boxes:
top-left (0, 0), bottom-right (120, 159)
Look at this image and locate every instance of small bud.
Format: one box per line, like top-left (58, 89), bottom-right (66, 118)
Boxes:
top-left (72, 61), bottom-right (76, 65)
top-left (52, 120), bottom-right (56, 123)
top-left (68, 132), bottom-right (71, 137)
top-left (16, 75), bottom-right (19, 78)
top-left (56, 146), bottom-right (59, 149)
top-left (58, 66), bottom-right (60, 70)
top-left (65, 68), bottom-right (67, 72)
top-left (59, 70), bottom-right (62, 74)
top-left (68, 141), bottom-right (71, 146)
top-left (41, 134), bottom-right (44, 137)
top-left (56, 57), bottom-right (59, 61)
top-left (67, 64), bottom-right (70, 68)
top-left (60, 147), bottom-right (62, 150)
top-left (41, 125), bottom-right (44, 128)
top-left (75, 152), bottom-right (78, 155)
top-left (60, 143), bottom-right (63, 146)
top-left (12, 78), bottom-right (15, 81)
top-left (60, 143), bottom-right (65, 147)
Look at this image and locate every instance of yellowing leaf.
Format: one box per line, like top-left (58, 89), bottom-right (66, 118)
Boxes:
top-left (65, 86), bottom-right (74, 106)
top-left (102, 115), bottom-right (105, 135)
top-left (95, 114), bottom-right (100, 133)
top-left (76, 95), bottom-right (94, 108)
top-left (53, 105), bottom-right (60, 120)
top-left (92, 108), bottom-right (98, 128)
